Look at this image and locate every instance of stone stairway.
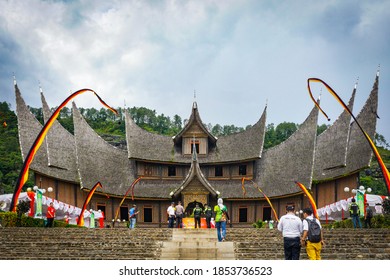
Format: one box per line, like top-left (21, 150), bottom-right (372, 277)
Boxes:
top-left (229, 228), bottom-right (390, 260)
top-left (160, 228), bottom-right (235, 260)
top-left (0, 227), bottom-right (172, 260)
top-left (0, 227), bottom-right (389, 260)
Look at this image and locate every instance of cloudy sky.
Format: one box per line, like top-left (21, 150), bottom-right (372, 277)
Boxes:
top-left (0, 0), bottom-right (389, 142)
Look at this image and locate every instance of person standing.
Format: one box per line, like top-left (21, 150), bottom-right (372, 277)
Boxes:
top-left (175, 201), bottom-right (184, 228)
top-left (193, 203), bottom-right (202, 228)
top-left (301, 208), bottom-right (324, 260)
top-left (204, 203), bottom-right (213, 228)
top-left (277, 205), bottom-right (303, 260)
top-left (129, 204), bottom-right (139, 229)
top-left (45, 202), bottom-right (56, 227)
top-left (364, 203), bottom-right (373, 228)
top-left (167, 202), bottom-right (176, 228)
top-left (214, 198), bottom-right (230, 241)
top-left (349, 198), bottom-right (362, 228)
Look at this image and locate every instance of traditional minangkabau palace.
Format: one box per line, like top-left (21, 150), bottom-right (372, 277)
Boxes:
top-left (14, 74), bottom-right (379, 227)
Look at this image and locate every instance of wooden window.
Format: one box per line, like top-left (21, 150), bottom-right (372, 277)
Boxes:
top-left (144, 207), bottom-right (152, 223)
top-left (144, 164), bottom-right (153, 176)
top-left (168, 166), bottom-right (176, 176)
top-left (239, 165), bottom-right (247, 176)
top-left (239, 207), bottom-right (248, 223)
top-left (262, 206), bottom-right (271, 221)
top-left (97, 204), bottom-right (106, 217)
top-left (215, 166), bottom-right (223, 177)
top-left (120, 206), bottom-right (129, 221)
top-left (190, 140), bottom-right (200, 154)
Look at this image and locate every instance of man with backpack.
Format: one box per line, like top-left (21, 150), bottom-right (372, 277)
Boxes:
top-left (349, 198), bottom-right (362, 228)
top-left (301, 208), bottom-right (324, 260)
top-left (364, 203), bottom-right (373, 228)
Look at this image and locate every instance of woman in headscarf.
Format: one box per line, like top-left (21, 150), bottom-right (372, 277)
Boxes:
top-left (214, 198), bottom-right (230, 241)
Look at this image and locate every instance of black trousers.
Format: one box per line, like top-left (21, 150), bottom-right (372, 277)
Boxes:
top-left (365, 217), bottom-right (372, 228)
top-left (194, 217), bottom-right (201, 228)
top-left (283, 237), bottom-right (301, 260)
top-left (45, 218), bottom-right (54, 227)
top-left (206, 217), bottom-right (212, 228)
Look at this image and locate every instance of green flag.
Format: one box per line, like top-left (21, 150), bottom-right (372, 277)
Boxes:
top-left (90, 212), bottom-right (95, 228)
top-left (356, 190), bottom-right (365, 217)
top-left (35, 190), bottom-right (43, 218)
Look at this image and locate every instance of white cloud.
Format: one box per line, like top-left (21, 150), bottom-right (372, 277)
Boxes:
top-left (0, 0), bottom-right (389, 142)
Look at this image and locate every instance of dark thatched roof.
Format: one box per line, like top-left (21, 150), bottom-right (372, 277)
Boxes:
top-left (173, 102), bottom-right (217, 145)
top-left (313, 88), bottom-right (355, 180)
top-left (345, 75), bottom-right (379, 174)
top-left (14, 75), bottom-right (379, 199)
top-left (125, 103), bottom-right (267, 164)
top-left (41, 92), bottom-right (79, 182)
top-left (15, 85), bottom-right (51, 177)
top-left (253, 104), bottom-right (320, 197)
top-left (72, 103), bottom-right (135, 194)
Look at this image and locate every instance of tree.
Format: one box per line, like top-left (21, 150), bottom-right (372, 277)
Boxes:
top-left (317, 124), bottom-right (329, 135)
top-left (375, 133), bottom-right (389, 149)
top-left (211, 124), bottom-right (223, 136)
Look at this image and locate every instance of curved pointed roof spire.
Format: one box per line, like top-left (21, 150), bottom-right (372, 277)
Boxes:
top-left (39, 81), bottom-right (43, 94)
top-left (13, 73), bottom-right (17, 86)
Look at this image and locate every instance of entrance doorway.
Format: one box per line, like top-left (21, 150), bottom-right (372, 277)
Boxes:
top-left (185, 201), bottom-right (204, 217)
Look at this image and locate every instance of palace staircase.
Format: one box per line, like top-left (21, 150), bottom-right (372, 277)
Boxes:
top-left (0, 227), bottom-right (389, 260)
top-left (160, 228), bottom-right (235, 260)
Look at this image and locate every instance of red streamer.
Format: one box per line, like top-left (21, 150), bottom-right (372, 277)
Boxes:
top-left (295, 181), bottom-right (319, 220)
top-left (242, 178), bottom-right (279, 222)
top-left (114, 177), bottom-right (143, 222)
top-left (10, 89), bottom-right (117, 212)
top-left (77, 182), bottom-right (103, 226)
top-left (307, 78), bottom-right (390, 195)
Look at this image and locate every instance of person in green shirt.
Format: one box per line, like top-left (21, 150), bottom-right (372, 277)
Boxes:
top-left (214, 198), bottom-right (230, 241)
top-left (204, 203), bottom-right (213, 228)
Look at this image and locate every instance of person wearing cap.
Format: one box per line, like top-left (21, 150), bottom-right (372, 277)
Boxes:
top-left (167, 202), bottom-right (176, 228)
top-left (277, 205), bottom-right (303, 260)
top-left (301, 208), bottom-right (324, 260)
top-left (129, 204), bottom-right (139, 229)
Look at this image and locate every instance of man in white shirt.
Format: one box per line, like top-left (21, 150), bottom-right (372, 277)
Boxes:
top-left (277, 205), bottom-right (303, 260)
top-left (167, 202), bottom-right (176, 228)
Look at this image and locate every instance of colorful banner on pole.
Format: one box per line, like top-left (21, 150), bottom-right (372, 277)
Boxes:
top-left (35, 190), bottom-right (43, 218)
top-left (356, 190), bottom-right (365, 217)
top-left (90, 212), bottom-right (95, 228)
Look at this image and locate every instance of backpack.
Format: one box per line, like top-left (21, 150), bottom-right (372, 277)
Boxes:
top-left (350, 203), bottom-right (359, 216)
top-left (306, 218), bottom-right (321, 243)
top-left (366, 207), bottom-right (373, 218)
